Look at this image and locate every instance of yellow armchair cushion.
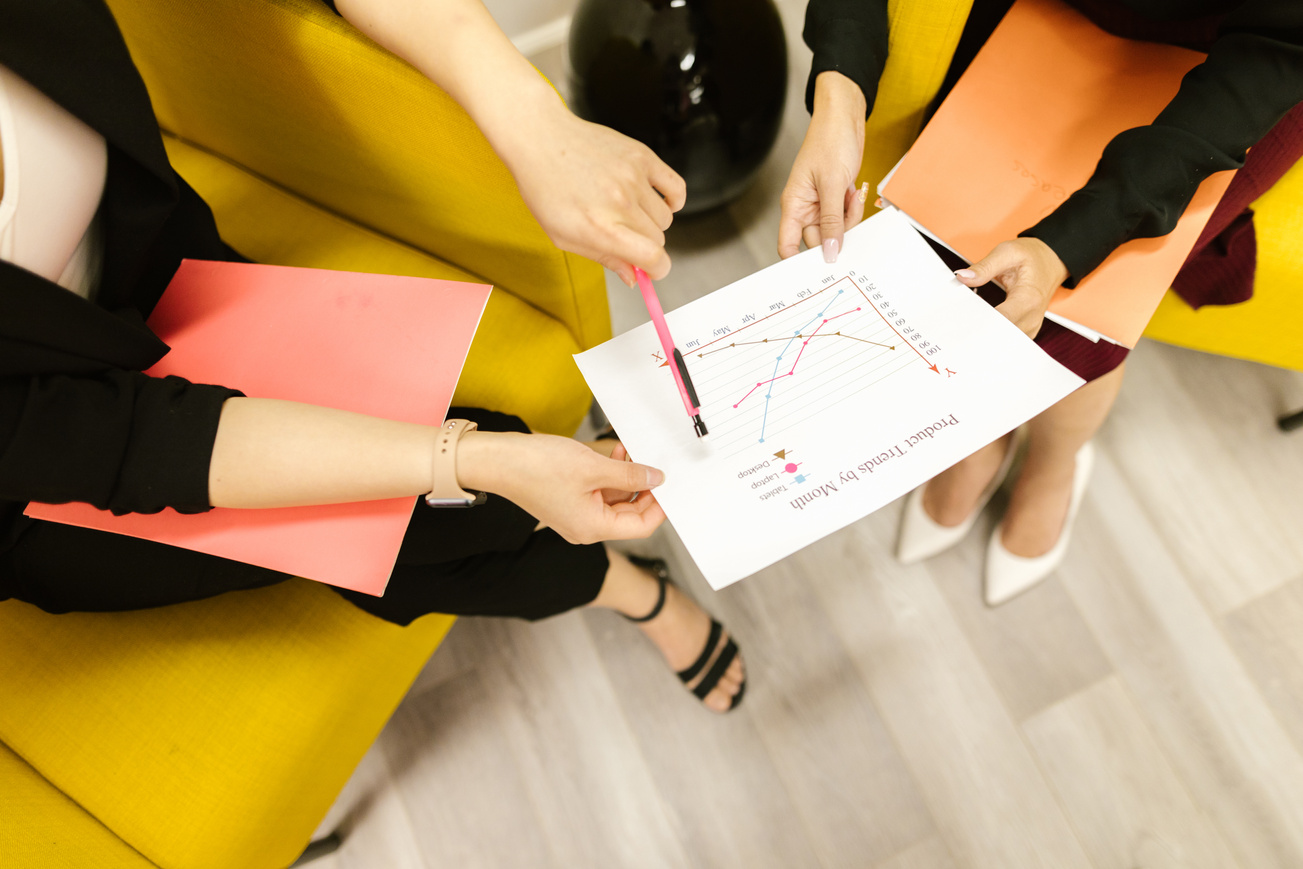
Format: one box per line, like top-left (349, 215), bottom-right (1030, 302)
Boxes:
top-left (106, 0), bottom-right (609, 352)
top-left (164, 136), bottom-right (597, 435)
top-left (0, 581), bottom-right (452, 869)
top-left (0, 743), bottom-right (154, 869)
top-left (857, 0), bottom-right (974, 194)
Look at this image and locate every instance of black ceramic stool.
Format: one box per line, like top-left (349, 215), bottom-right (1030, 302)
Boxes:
top-left (568, 0), bottom-right (788, 215)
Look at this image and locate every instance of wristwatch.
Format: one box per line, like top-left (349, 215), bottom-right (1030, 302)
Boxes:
top-left (425, 419), bottom-right (488, 508)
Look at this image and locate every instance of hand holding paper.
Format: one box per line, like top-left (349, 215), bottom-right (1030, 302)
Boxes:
top-left (459, 432), bottom-right (667, 545)
top-left (956, 237), bottom-right (1070, 339)
top-left (26, 259), bottom-right (669, 593)
top-left (879, 0), bottom-right (1235, 346)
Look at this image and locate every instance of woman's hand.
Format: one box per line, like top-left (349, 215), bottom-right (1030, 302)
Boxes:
top-left (586, 437), bottom-right (642, 505)
top-left (778, 71), bottom-right (869, 263)
top-left (209, 401), bottom-right (663, 544)
top-left (333, 0), bottom-right (685, 288)
top-left (955, 238), bottom-right (1069, 338)
top-left (498, 102), bottom-right (686, 287)
top-left (458, 431), bottom-right (667, 544)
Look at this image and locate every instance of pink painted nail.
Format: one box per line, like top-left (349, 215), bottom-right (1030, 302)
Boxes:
top-left (954, 268), bottom-right (977, 279)
top-left (823, 238), bottom-right (839, 263)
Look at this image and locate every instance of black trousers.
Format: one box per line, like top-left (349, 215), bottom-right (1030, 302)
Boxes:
top-left (0, 409), bottom-right (609, 625)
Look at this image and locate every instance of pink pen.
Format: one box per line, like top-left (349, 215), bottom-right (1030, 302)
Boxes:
top-left (634, 267), bottom-right (708, 438)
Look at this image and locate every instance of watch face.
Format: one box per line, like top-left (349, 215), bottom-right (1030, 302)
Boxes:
top-left (425, 492), bottom-right (488, 508)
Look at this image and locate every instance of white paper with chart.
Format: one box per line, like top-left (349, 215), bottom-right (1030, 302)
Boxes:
top-left (576, 210), bottom-right (1084, 589)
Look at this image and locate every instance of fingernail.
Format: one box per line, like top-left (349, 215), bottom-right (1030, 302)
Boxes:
top-left (954, 268), bottom-right (976, 279)
top-left (823, 238), bottom-right (839, 263)
top-left (858, 182), bottom-right (869, 203)
top-left (647, 468), bottom-right (665, 487)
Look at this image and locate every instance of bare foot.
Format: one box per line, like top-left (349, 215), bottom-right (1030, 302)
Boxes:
top-left (921, 432), bottom-right (1015, 527)
top-left (998, 452), bottom-right (1078, 558)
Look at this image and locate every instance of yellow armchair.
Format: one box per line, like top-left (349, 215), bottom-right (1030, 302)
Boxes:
top-left (0, 1), bottom-right (609, 867)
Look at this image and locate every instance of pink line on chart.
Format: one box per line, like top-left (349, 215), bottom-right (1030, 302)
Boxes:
top-left (787, 308), bottom-right (862, 371)
top-left (734, 372), bottom-right (793, 407)
top-left (730, 305), bottom-right (863, 408)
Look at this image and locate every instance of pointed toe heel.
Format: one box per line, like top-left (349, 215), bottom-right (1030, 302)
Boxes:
top-left (896, 430), bottom-right (1023, 564)
top-left (983, 442), bottom-right (1094, 606)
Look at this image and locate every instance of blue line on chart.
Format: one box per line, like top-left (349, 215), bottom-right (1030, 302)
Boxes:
top-left (758, 289), bottom-right (844, 444)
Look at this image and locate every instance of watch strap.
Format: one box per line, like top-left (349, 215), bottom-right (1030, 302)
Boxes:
top-left (425, 419), bottom-right (487, 507)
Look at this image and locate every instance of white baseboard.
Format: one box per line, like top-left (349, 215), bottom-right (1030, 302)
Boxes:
top-left (511, 15), bottom-right (573, 57)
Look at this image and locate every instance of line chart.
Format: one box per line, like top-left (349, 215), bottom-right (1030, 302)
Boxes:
top-left (731, 307), bottom-right (862, 408)
top-left (574, 208), bottom-right (1086, 591)
top-left (682, 275), bottom-right (945, 456)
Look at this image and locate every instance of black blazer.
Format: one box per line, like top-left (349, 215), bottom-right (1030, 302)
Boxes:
top-left (0, 0), bottom-right (244, 552)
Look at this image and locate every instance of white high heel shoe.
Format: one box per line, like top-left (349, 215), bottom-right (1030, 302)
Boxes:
top-left (983, 441), bottom-right (1095, 607)
top-left (895, 430), bottom-right (1023, 565)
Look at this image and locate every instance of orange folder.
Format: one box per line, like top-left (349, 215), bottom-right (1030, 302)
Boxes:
top-left (26, 260), bottom-right (491, 596)
top-left (879, 0), bottom-right (1235, 347)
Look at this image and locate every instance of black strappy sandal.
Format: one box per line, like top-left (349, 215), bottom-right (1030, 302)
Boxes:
top-left (622, 555), bottom-right (746, 711)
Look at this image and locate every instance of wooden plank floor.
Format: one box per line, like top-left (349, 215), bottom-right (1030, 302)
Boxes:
top-left (315, 7), bottom-right (1303, 867)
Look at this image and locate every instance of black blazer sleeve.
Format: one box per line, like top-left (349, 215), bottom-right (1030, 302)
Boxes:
top-left (0, 261), bottom-right (244, 515)
top-left (803, 0), bottom-right (890, 118)
top-left (1021, 0), bottom-right (1303, 284)
top-left (0, 370), bottom-right (241, 515)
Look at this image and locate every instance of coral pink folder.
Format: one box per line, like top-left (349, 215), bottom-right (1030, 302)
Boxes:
top-left (26, 260), bottom-right (491, 596)
top-left (879, 0), bottom-right (1235, 347)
